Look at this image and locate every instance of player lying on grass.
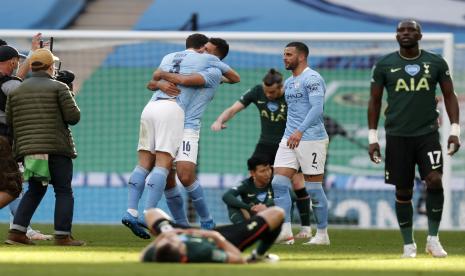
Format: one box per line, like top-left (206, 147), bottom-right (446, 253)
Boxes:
top-left (140, 206), bottom-right (284, 263)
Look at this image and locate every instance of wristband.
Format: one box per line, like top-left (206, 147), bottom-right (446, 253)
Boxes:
top-left (368, 129), bottom-right (379, 144)
top-left (450, 123), bottom-right (461, 137)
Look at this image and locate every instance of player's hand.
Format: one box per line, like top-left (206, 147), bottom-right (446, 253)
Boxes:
top-left (368, 143), bottom-right (381, 164)
top-left (158, 80), bottom-right (180, 96)
top-left (287, 130), bottom-right (303, 149)
top-left (152, 70), bottom-right (162, 81)
top-left (211, 121), bottom-right (226, 131)
top-left (447, 135), bottom-right (461, 156)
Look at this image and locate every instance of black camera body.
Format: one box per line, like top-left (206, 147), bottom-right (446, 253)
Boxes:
top-left (55, 70), bottom-right (75, 85)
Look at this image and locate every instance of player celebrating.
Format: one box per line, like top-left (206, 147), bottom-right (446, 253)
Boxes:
top-left (152, 38), bottom-right (238, 230)
top-left (211, 68), bottom-right (312, 239)
top-left (271, 42), bottom-right (330, 245)
top-left (368, 19), bottom-right (460, 258)
top-left (122, 34), bottom-right (239, 239)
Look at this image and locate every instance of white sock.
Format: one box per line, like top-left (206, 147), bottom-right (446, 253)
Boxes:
top-left (282, 222), bottom-right (292, 235)
top-left (127, 208), bottom-right (138, 217)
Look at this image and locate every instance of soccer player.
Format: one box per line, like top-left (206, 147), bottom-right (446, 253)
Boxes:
top-left (211, 68), bottom-right (312, 239)
top-left (140, 206), bottom-right (283, 263)
top-left (222, 157), bottom-right (274, 224)
top-left (368, 19), bottom-right (460, 258)
top-left (122, 34), bottom-right (239, 239)
top-left (153, 38), bottom-right (237, 230)
top-left (271, 42), bottom-right (330, 245)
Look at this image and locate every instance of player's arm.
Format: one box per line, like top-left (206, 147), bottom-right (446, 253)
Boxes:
top-left (211, 101), bottom-right (245, 131)
top-left (288, 77), bottom-right (325, 149)
top-left (367, 83), bottom-right (383, 163)
top-left (155, 70), bottom-right (205, 86)
top-left (146, 78), bottom-right (181, 96)
top-left (222, 186), bottom-right (251, 211)
top-left (208, 58), bottom-right (240, 84)
top-left (367, 63), bottom-right (385, 163)
top-left (221, 68), bottom-right (240, 84)
top-left (440, 78), bottom-right (461, 155)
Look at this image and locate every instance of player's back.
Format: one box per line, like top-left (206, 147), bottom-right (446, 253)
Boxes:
top-left (183, 67), bottom-right (222, 130)
top-left (151, 50), bottom-right (222, 110)
top-left (283, 68), bottom-right (327, 141)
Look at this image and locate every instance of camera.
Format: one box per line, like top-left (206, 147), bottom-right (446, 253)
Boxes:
top-left (41, 37), bottom-right (75, 90)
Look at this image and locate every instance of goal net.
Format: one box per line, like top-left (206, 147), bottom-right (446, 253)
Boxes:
top-left (0, 30), bottom-right (463, 229)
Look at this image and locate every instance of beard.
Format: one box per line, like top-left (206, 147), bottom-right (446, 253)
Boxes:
top-left (399, 40), bottom-right (418, 49)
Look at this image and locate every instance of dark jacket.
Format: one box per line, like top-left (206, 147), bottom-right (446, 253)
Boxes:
top-left (5, 71), bottom-right (80, 159)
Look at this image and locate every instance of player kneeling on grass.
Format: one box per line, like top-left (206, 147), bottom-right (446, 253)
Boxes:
top-left (140, 207), bottom-right (284, 263)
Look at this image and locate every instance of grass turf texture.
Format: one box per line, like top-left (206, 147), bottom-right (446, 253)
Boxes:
top-left (0, 224), bottom-right (464, 275)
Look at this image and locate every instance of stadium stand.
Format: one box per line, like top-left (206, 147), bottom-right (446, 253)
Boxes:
top-left (0, 0), bottom-right (86, 29)
top-left (134, 0), bottom-right (465, 42)
top-left (0, 0), bottom-right (464, 228)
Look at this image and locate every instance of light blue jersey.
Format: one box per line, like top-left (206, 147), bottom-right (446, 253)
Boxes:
top-left (151, 49), bottom-right (230, 111)
top-left (283, 67), bottom-right (328, 141)
top-left (184, 67), bottom-right (222, 130)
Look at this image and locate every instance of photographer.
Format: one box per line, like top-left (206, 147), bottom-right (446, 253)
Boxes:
top-left (5, 48), bottom-right (84, 246)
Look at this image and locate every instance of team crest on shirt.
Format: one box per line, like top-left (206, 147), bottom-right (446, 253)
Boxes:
top-left (267, 102), bottom-right (279, 112)
top-left (257, 192), bottom-right (267, 202)
top-left (404, 64), bottom-right (420, 76)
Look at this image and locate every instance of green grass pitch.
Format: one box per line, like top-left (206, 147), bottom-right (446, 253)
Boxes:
top-left (1, 224), bottom-right (464, 276)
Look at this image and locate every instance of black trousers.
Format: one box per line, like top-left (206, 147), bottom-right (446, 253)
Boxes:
top-left (13, 155), bottom-right (74, 234)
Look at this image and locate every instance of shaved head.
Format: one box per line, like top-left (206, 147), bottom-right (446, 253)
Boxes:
top-left (397, 19), bottom-right (422, 33)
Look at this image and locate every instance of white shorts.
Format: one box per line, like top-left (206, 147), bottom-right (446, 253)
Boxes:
top-left (175, 129), bottom-right (200, 164)
top-left (274, 138), bottom-right (329, 175)
top-left (137, 100), bottom-right (184, 158)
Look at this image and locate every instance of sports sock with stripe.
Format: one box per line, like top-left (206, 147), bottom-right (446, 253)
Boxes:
top-left (127, 165), bottom-right (149, 211)
top-left (426, 188), bottom-right (444, 236)
top-left (144, 167), bottom-right (169, 210)
top-left (185, 180), bottom-right (211, 222)
top-left (305, 182), bottom-right (328, 229)
top-left (395, 201), bottom-right (414, 244)
top-left (165, 186), bottom-right (189, 226)
top-left (271, 175), bottom-right (292, 223)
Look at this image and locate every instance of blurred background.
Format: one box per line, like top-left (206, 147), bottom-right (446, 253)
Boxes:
top-left (1, 0), bottom-right (464, 228)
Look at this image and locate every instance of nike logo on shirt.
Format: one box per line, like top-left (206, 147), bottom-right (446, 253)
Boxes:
top-left (390, 68), bottom-right (401, 73)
